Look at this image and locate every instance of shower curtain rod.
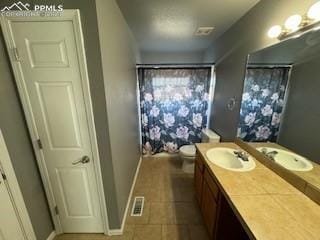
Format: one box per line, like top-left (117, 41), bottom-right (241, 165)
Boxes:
top-left (136, 63), bottom-right (214, 68)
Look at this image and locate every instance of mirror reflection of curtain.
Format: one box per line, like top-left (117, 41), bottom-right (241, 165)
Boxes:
top-left (238, 67), bottom-right (290, 142)
top-left (138, 68), bottom-right (211, 155)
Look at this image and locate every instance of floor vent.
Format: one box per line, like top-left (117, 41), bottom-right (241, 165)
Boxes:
top-left (131, 196), bottom-right (144, 216)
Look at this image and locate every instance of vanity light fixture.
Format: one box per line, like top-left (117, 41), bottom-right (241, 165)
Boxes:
top-left (267, 1), bottom-right (320, 40)
top-left (284, 14), bottom-right (302, 31)
top-left (308, 1), bottom-right (320, 21)
top-left (267, 25), bottom-right (282, 38)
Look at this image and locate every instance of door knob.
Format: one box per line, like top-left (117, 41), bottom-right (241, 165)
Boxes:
top-left (72, 155), bottom-right (90, 165)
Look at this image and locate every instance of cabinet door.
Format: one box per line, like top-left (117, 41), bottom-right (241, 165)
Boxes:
top-left (201, 180), bottom-right (218, 238)
top-left (194, 162), bottom-right (203, 205)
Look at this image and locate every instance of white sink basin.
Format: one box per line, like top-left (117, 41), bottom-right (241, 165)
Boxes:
top-left (256, 147), bottom-right (313, 172)
top-left (206, 148), bottom-right (256, 172)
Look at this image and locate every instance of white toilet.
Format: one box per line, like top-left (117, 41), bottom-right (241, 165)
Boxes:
top-left (179, 129), bottom-right (221, 173)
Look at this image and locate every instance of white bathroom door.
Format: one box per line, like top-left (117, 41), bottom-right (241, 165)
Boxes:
top-left (0, 169), bottom-right (25, 240)
top-left (4, 19), bottom-right (103, 232)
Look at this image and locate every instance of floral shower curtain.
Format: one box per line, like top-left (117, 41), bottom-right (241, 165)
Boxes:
top-left (138, 68), bottom-right (211, 155)
top-left (238, 67), bottom-right (290, 142)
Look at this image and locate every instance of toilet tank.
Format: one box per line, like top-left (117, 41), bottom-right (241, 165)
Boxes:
top-left (201, 129), bottom-right (220, 143)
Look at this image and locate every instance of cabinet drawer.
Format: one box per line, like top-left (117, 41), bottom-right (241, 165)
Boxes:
top-left (204, 169), bottom-right (219, 201)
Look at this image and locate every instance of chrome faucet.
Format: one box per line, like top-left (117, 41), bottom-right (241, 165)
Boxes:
top-left (261, 148), bottom-right (278, 161)
top-left (234, 151), bottom-right (249, 162)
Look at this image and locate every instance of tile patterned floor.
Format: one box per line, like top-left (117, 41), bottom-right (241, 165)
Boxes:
top-left (54, 156), bottom-right (209, 240)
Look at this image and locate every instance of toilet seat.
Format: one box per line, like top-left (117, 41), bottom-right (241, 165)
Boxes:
top-left (179, 145), bottom-right (196, 157)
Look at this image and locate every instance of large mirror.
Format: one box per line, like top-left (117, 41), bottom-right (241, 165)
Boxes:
top-left (237, 28), bottom-right (320, 193)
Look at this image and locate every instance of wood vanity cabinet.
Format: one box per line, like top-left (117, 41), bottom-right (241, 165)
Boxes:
top-left (201, 171), bottom-right (219, 237)
top-left (195, 154), bottom-right (204, 204)
top-left (194, 151), bottom-right (249, 240)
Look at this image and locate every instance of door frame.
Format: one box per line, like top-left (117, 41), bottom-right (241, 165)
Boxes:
top-left (0, 10), bottom-right (109, 235)
top-left (0, 129), bottom-right (36, 240)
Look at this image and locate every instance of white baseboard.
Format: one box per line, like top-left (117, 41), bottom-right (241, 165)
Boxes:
top-left (46, 231), bottom-right (56, 240)
top-left (108, 156), bottom-right (142, 236)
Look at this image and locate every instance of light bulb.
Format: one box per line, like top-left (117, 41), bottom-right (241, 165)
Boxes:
top-left (268, 25), bottom-right (282, 38)
top-left (308, 1), bottom-right (320, 21)
top-left (284, 15), bottom-right (302, 31)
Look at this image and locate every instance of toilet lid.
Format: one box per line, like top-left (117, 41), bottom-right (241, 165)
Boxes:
top-left (180, 145), bottom-right (196, 157)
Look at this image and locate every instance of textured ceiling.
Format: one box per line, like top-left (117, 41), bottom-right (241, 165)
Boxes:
top-left (116, 0), bottom-right (260, 52)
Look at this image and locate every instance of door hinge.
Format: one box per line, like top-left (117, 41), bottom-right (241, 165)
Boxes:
top-left (0, 167), bottom-right (6, 181)
top-left (54, 206), bottom-right (59, 215)
top-left (0, 168), bottom-right (6, 180)
top-left (13, 47), bottom-right (21, 61)
top-left (37, 139), bottom-right (43, 149)
top-left (1, 172), bottom-right (6, 181)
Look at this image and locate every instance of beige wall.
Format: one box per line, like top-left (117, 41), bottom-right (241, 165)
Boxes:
top-left (95, 0), bottom-right (141, 228)
top-left (203, 0), bottom-right (317, 140)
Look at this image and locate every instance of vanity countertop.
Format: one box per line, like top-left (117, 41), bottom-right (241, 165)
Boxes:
top-left (195, 142), bottom-right (320, 240)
